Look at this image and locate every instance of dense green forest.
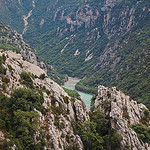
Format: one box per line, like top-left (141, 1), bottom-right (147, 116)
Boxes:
top-left (63, 88), bottom-right (80, 98)
top-left (0, 88), bottom-right (46, 149)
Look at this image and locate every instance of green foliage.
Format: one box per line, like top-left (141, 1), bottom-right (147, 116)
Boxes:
top-left (0, 91), bottom-right (9, 129)
top-left (39, 73), bottom-right (46, 80)
top-left (72, 119), bottom-right (104, 150)
top-left (0, 43), bottom-right (20, 52)
top-left (72, 109), bottom-right (123, 150)
top-left (62, 95), bottom-right (69, 104)
top-left (89, 109), bottom-right (109, 136)
top-left (9, 88), bottom-right (44, 112)
top-left (144, 109), bottom-right (150, 117)
top-left (54, 114), bottom-right (65, 130)
top-left (63, 87), bottom-right (80, 98)
top-left (0, 54), bottom-right (6, 75)
top-left (1, 82), bottom-right (7, 91)
top-left (90, 109), bottom-right (123, 150)
top-left (52, 106), bottom-right (62, 115)
top-left (81, 121), bottom-right (104, 150)
top-left (20, 71), bottom-right (34, 88)
top-left (45, 89), bottom-right (50, 95)
top-left (131, 123), bottom-right (150, 144)
top-left (54, 114), bottom-right (60, 127)
top-left (2, 76), bottom-right (10, 84)
top-left (103, 131), bottom-right (123, 150)
top-left (7, 64), bottom-right (14, 72)
top-left (0, 88), bottom-right (45, 149)
top-left (75, 81), bottom-right (97, 94)
top-left (90, 95), bottom-right (97, 111)
top-left (45, 66), bottom-right (68, 85)
top-left (13, 110), bottom-right (39, 148)
top-left (0, 55), bottom-right (5, 64)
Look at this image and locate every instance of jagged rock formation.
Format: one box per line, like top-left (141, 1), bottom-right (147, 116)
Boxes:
top-left (94, 85), bottom-right (150, 150)
top-left (0, 24), bottom-right (37, 65)
top-left (0, 50), bottom-right (89, 149)
top-left (0, 23), bottom-right (49, 74)
top-left (0, 23), bottom-right (67, 94)
top-left (0, 49), bottom-right (149, 149)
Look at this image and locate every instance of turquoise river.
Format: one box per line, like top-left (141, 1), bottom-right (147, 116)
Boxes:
top-left (63, 77), bottom-right (93, 110)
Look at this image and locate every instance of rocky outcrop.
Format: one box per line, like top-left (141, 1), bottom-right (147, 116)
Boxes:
top-left (102, 5), bottom-right (136, 39)
top-left (0, 50), bottom-right (89, 149)
top-left (0, 24), bottom-right (37, 65)
top-left (67, 5), bottom-right (100, 30)
top-left (0, 131), bottom-right (5, 142)
top-left (0, 24), bottom-right (49, 73)
top-left (94, 85), bottom-right (150, 150)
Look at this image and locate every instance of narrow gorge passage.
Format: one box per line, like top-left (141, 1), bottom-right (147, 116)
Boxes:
top-left (63, 77), bottom-right (93, 110)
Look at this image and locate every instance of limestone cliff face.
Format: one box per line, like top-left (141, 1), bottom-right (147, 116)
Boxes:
top-left (94, 85), bottom-right (150, 150)
top-left (0, 24), bottom-right (37, 65)
top-left (0, 50), bottom-right (89, 149)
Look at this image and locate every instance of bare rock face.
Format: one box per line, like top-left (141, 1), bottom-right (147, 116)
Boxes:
top-left (0, 131), bottom-right (5, 142)
top-left (0, 24), bottom-right (37, 65)
top-left (0, 50), bottom-right (89, 149)
top-left (56, 4), bottom-right (100, 37)
top-left (0, 24), bottom-right (49, 73)
top-left (94, 85), bottom-right (150, 150)
top-left (102, 0), bottom-right (136, 39)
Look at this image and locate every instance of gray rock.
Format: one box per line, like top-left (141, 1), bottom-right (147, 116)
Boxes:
top-left (94, 85), bottom-right (150, 150)
top-left (0, 50), bottom-right (89, 150)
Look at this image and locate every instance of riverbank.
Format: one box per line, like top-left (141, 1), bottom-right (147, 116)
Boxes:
top-left (63, 77), bottom-right (93, 110)
top-left (64, 77), bottom-right (80, 85)
top-left (64, 77), bottom-right (94, 95)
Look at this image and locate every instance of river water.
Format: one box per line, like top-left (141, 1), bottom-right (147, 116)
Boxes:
top-left (63, 77), bottom-right (93, 110)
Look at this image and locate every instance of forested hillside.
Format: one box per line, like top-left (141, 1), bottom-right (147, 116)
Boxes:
top-left (0, 0), bottom-right (149, 108)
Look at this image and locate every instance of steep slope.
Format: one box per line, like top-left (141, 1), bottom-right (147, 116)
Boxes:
top-left (0, 23), bottom-right (67, 84)
top-left (77, 23), bottom-right (150, 108)
top-left (93, 85), bottom-right (150, 150)
top-left (0, 23), bottom-right (149, 150)
top-left (0, 0), bottom-right (150, 107)
top-left (0, 23), bottom-right (37, 65)
top-left (0, 49), bottom-right (149, 149)
top-left (0, 49), bottom-right (89, 149)
top-left (0, 0), bottom-right (33, 33)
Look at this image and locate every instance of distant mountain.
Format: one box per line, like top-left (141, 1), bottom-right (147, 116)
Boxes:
top-left (0, 0), bottom-right (149, 108)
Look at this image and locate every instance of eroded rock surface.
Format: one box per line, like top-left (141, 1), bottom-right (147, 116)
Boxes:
top-left (94, 85), bottom-right (150, 150)
top-left (0, 25), bottom-right (37, 65)
top-left (0, 50), bottom-right (89, 149)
